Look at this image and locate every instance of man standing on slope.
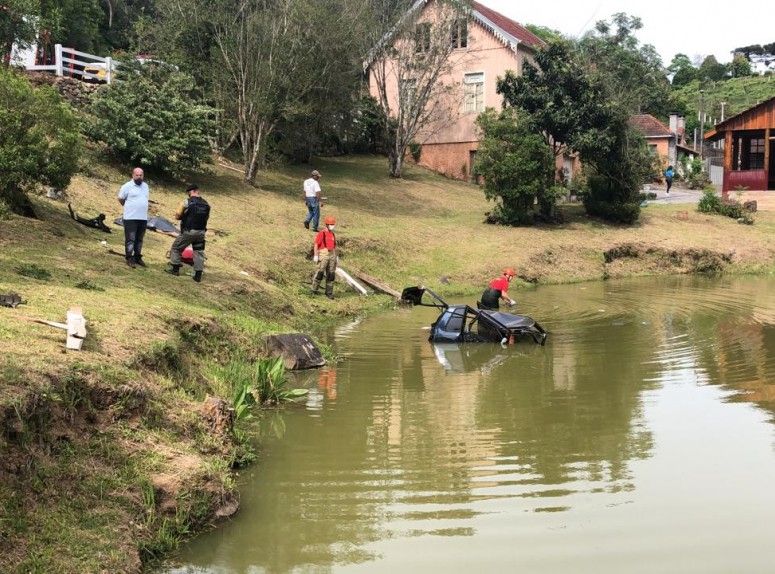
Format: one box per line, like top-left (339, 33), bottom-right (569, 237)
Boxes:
top-left (166, 184), bottom-right (210, 283)
top-left (480, 268), bottom-right (517, 310)
top-left (303, 169), bottom-right (322, 232)
top-left (117, 167), bottom-right (150, 268)
top-left (312, 215), bottom-right (337, 299)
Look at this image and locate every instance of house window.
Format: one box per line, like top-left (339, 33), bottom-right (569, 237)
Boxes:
top-left (749, 138), bottom-right (765, 169)
top-left (464, 72), bottom-right (484, 113)
top-left (415, 23), bottom-right (431, 53)
top-left (451, 19), bottom-right (468, 49)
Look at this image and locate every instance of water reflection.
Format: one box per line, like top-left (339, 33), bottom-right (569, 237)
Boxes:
top-left (163, 276), bottom-right (775, 574)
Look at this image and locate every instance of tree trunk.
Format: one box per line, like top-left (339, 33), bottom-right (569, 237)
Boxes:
top-left (389, 149), bottom-right (403, 178)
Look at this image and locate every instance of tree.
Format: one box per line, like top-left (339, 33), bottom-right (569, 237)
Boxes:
top-left (668, 53), bottom-right (697, 86)
top-left (89, 62), bottom-right (216, 177)
top-left (729, 53), bottom-right (752, 77)
top-left (474, 108), bottom-right (555, 225)
top-left (368, 0), bottom-right (469, 177)
top-left (525, 23), bottom-right (563, 44)
top-left (698, 55), bottom-right (727, 81)
top-left (1, 0), bottom-right (38, 62)
top-left (498, 14), bottom-right (660, 224)
top-left (0, 67), bottom-right (81, 215)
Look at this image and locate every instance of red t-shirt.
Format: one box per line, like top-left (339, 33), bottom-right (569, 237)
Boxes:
top-left (489, 277), bottom-right (509, 293)
top-left (315, 229), bottom-right (336, 251)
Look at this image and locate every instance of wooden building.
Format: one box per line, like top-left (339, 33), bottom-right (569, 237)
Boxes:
top-left (705, 96), bottom-right (775, 194)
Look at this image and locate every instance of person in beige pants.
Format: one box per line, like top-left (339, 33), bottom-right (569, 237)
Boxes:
top-left (312, 215), bottom-right (337, 299)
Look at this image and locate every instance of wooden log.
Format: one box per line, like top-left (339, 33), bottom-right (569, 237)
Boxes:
top-left (335, 267), bottom-right (369, 296)
top-left (351, 270), bottom-right (401, 299)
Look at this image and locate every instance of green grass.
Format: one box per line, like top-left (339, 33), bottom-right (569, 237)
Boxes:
top-left (1, 150), bottom-right (775, 572)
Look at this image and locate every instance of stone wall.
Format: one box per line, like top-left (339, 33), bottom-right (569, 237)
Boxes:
top-left (24, 71), bottom-right (100, 109)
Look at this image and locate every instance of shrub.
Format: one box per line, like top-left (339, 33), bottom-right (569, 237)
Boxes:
top-left (583, 174), bottom-right (640, 224)
top-left (697, 187), bottom-right (722, 213)
top-left (475, 108), bottom-right (555, 225)
top-left (0, 67), bottom-right (81, 215)
top-left (408, 141), bottom-right (422, 163)
top-left (686, 157), bottom-right (711, 189)
top-left (88, 62), bottom-right (216, 177)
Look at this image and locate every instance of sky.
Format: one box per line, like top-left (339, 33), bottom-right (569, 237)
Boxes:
top-left (481, 0), bottom-right (775, 65)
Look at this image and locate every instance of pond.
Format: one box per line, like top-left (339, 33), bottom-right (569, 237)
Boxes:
top-left (162, 276), bottom-right (775, 573)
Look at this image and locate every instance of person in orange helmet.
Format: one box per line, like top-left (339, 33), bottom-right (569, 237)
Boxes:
top-left (480, 268), bottom-right (517, 310)
top-left (312, 215), bottom-right (338, 299)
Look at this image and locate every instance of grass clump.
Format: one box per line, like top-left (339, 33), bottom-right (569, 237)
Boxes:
top-left (14, 263), bottom-right (51, 281)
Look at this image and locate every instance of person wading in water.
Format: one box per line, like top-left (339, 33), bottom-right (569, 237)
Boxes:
top-left (480, 268), bottom-right (517, 310)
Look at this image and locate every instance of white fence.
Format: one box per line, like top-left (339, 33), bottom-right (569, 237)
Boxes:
top-left (17, 43), bottom-right (116, 84)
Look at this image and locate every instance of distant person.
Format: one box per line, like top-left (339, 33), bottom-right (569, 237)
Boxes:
top-left (312, 215), bottom-right (337, 299)
top-left (665, 165), bottom-right (674, 194)
top-left (303, 170), bottom-right (322, 232)
top-left (480, 268), bottom-right (517, 310)
top-left (166, 184), bottom-right (210, 283)
top-left (117, 167), bottom-right (149, 268)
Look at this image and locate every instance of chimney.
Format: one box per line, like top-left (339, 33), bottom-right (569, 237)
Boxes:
top-left (669, 113), bottom-right (679, 134)
top-left (677, 116), bottom-right (685, 145)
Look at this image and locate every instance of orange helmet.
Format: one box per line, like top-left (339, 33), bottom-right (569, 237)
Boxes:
top-left (324, 215), bottom-right (336, 225)
top-left (503, 267), bottom-right (516, 277)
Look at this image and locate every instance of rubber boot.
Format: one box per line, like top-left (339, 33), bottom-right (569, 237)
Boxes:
top-left (193, 270), bottom-right (202, 283)
top-left (166, 264), bottom-right (181, 276)
top-left (325, 285), bottom-right (334, 300)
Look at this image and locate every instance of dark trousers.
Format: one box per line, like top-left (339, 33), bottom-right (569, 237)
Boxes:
top-left (124, 219), bottom-right (147, 260)
top-left (304, 198), bottom-right (320, 231)
top-left (666, 177), bottom-right (673, 193)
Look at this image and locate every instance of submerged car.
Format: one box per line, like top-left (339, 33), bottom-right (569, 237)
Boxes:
top-left (401, 286), bottom-right (547, 345)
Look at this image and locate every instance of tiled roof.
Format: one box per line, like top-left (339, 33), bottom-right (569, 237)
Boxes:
top-left (471, 1), bottom-right (545, 49)
top-left (630, 114), bottom-right (673, 138)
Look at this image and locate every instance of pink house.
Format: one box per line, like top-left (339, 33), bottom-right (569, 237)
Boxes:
top-left (368, 0), bottom-right (548, 181)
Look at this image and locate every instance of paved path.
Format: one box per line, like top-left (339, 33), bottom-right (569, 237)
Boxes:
top-left (642, 185), bottom-right (702, 205)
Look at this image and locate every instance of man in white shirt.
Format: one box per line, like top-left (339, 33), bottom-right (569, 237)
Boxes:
top-left (303, 169), bottom-right (322, 232)
top-left (117, 167), bottom-right (150, 268)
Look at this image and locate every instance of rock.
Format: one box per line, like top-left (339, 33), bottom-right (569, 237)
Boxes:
top-left (264, 333), bottom-right (326, 370)
top-left (201, 396), bottom-right (234, 437)
top-left (743, 200), bottom-right (757, 213)
top-left (0, 292), bottom-right (24, 308)
top-left (213, 494), bottom-right (240, 519)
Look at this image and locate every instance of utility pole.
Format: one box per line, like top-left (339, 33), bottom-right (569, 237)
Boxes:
top-left (699, 89), bottom-right (706, 161)
top-left (720, 101), bottom-right (727, 122)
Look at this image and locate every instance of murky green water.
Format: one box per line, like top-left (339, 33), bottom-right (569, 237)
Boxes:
top-left (163, 276), bottom-right (775, 573)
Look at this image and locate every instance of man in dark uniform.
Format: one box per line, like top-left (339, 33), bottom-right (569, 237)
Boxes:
top-left (166, 184), bottom-right (211, 282)
top-left (480, 268), bottom-right (517, 310)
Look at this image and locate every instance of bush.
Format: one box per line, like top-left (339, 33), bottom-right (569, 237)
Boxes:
top-left (408, 141), bottom-right (422, 163)
top-left (686, 157), bottom-right (711, 189)
top-left (0, 67), bottom-right (81, 215)
top-left (697, 187), bottom-right (722, 213)
top-left (89, 62), bottom-right (216, 177)
top-left (582, 174), bottom-right (641, 223)
top-left (474, 108), bottom-right (555, 225)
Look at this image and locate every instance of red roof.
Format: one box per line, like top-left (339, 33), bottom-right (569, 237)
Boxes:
top-left (471, 1), bottom-right (545, 49)
top-left (630, 114), bottom-right (673, 138)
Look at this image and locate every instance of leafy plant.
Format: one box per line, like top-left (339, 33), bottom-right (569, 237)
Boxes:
top-left (254, 357), bottom-right (307, 405)
top-left (0, 67), bottom-right (81, 215)
top-left (474, 108), bottom-right (555, 225)
top-left (88, 62), bottom-right (216, 177)
top-left (409, 141), bottom-right (422, 163)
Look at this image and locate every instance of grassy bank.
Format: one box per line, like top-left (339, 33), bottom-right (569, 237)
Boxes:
top-left (1, 153), bottom-right (774, 573)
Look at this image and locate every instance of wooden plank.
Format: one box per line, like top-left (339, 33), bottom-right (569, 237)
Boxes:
top-left (351, 270), bottom-right (401, 299)
top-left (335, 267), bottom-right (369, 296)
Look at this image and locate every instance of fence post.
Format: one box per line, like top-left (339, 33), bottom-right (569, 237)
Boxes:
top-left (54, 44), bottom-right (63, 77)
top-left (105, 56), bottom-right (112, 84)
